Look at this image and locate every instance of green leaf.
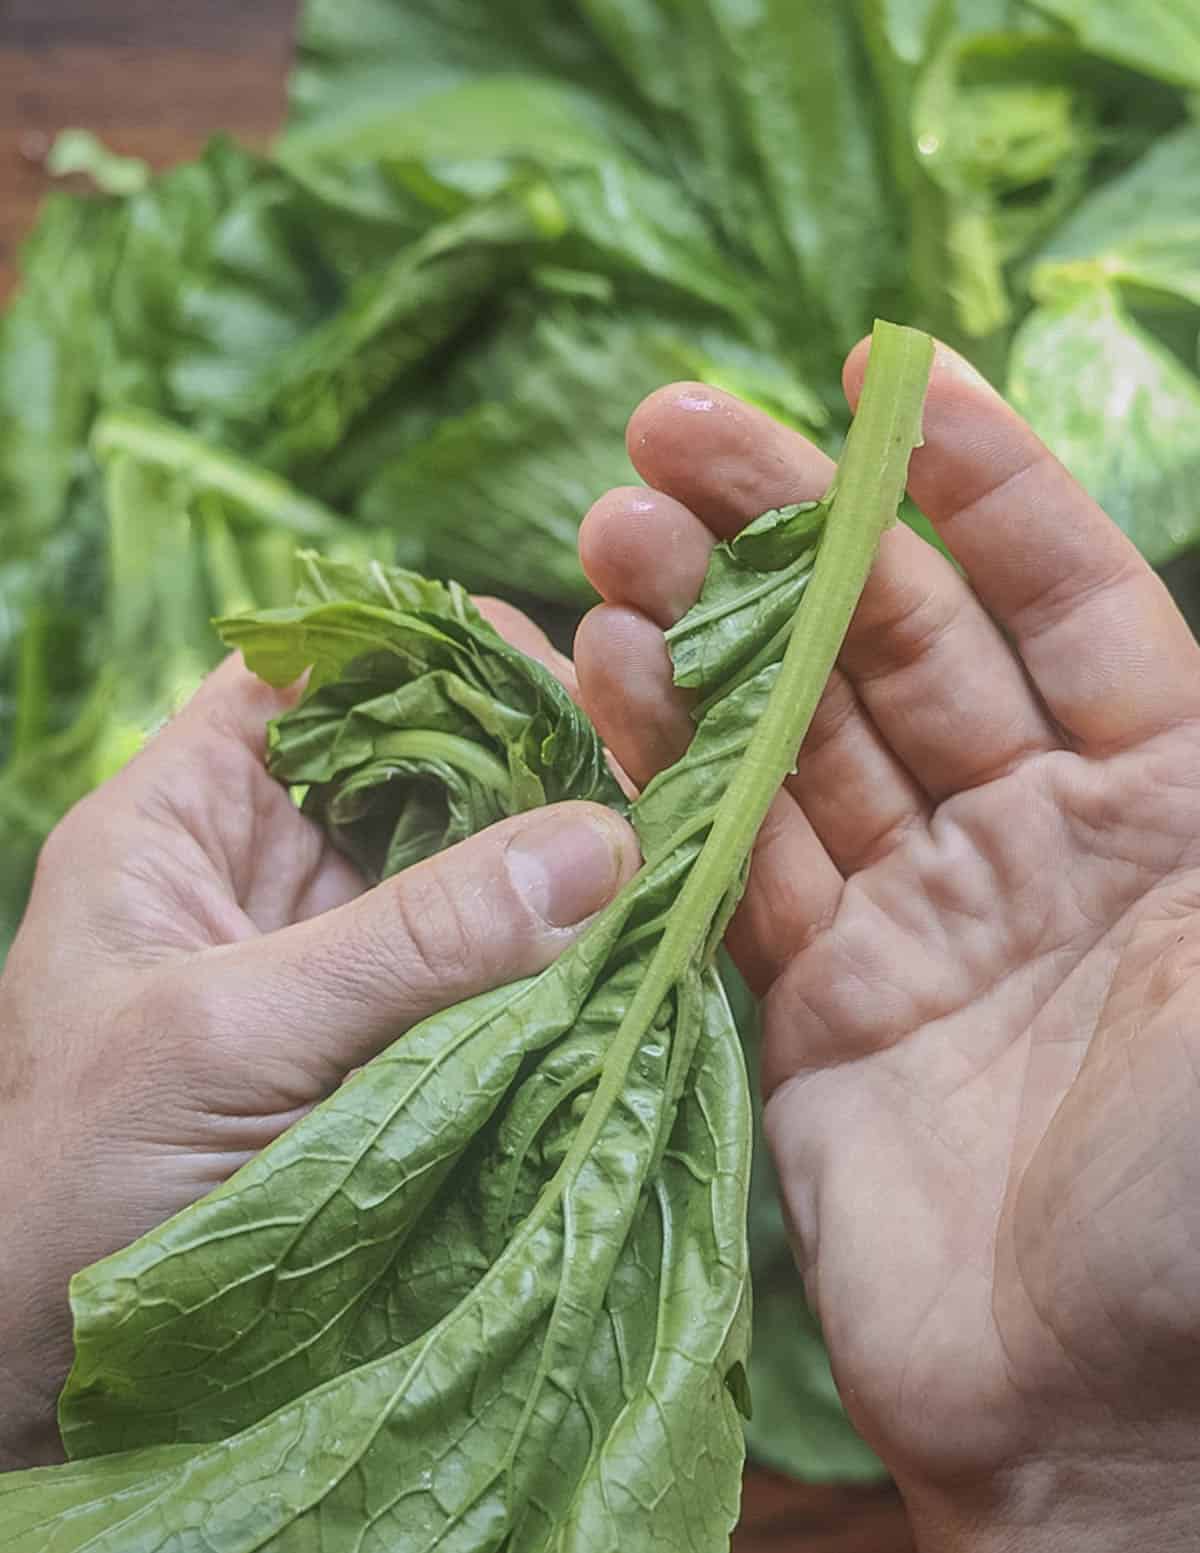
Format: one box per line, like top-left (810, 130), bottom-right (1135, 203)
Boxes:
top-left (0, 194), bottom-right (125, 959)
top-left (289, 0), bottom-right (635, 140)
top-left (7, 969), bottom-right (749, 1552)
top-left (666, 503), bottom-right (826, 708)
top-left (50, 586), bottom-right (756, 1550)
top-left (0, 191), bottom-right (120, 561)
top-left (910, 30), bottom-right (1107, 341)
top-left (93, 415), bottom-right (382, 729)
top-left (1008, 283), bottom-right (1200, 564)
top-left (687, 0), bottom-right (900, 350)
top-left (1031, 124), bottom-right (1200, 309)
top-left (100, 139), bottom-right (334, 427)
top-left (358, 306), bottom-right (694, 604)
top-left (221, 551), bottom-right (625, 874)
top-left (283, 73), bottom-right (646, 173)
top-left (230, 197), bottom-right (539, 476)
top-left (46, 130), bottom-right (151, 196)
top-left (1029, 0), bottom-right (1200, 90)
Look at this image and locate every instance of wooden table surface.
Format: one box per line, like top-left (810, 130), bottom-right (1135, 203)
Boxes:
top-left (0, 5), bottom-right (914, 1547)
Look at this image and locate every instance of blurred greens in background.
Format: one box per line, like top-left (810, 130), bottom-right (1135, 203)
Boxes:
top-left (4, 0), bottom-right (1200, 1483)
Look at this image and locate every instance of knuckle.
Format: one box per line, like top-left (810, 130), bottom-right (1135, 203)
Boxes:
top-left (135, 966), bottom-right (216, 1060)
top-left (131, 964), bottom-right (253, 1098)
top-left (379, 863), bottom-right (482, 1001)
top-left (801, 668), bottom-right (859, 756)
top-left (32, 804), bottom-right (85, 886)
top-left (854, 583), bottom-right (958, 683)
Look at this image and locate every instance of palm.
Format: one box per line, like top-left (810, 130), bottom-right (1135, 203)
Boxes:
top-left (78, 659), bottom-right (362, 963)
top-left (768, 731), bottom-right (1200, 1474)
top-left (574, 344), bottom-right (1200, 1493)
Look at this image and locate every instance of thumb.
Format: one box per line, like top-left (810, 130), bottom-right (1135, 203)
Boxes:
top-left (164, 803), bottom-right (640, 1108)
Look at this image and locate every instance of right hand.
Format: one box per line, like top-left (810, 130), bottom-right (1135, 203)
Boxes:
top-left (575, 342), bottom-right (1200, 1549)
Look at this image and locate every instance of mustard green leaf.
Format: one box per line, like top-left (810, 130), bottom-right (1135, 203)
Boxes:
top-left (1008, 284), bottom-right (1200, 564)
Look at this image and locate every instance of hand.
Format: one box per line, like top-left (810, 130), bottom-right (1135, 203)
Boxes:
top-left (576, 345), bottom-right (1200, 1549)
top-left (0, 650), bottom-right (638, 1469)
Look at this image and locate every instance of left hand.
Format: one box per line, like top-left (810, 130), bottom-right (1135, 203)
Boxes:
top-left (0, 646), bottom-right (637, 1468)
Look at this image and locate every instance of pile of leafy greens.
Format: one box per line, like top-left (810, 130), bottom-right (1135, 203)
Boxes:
top-left (8, 0), bottom-right (1200, 957)
top-left (3, 0), bottom-right (1200, 1489)
top-left (0, 323), bottom-right (933, 1550)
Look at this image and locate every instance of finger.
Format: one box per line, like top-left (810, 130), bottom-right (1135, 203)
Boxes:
top-left (136, 656), bottom-right (363, 927)
top-left (626, 382), bottom-right (835, 537)
top-left (725, 791), bottom-right (844, 996)
top-left (578, 472), bottom-right (934, 858)
top-left (26, 657), bottom-right (363, 962)
top-left (791, 666), bottom-right (930, 871)
top-left (578, 466), bottom-right (936, 864)
top-left (574, 605), bottom-right (696, 788)
top-left (166, 802), bottom-right (642, 1103)
top-left (577, 592), bottom-right (929, 878)
top-left (844, 339), bottom-right (1200, 752)
top-left (837, 521), bottom-right (1060, 798)
top-left (159, 651), bottom-right (304, 759)
top-left (579, 486), bottom-right (714, 625)
top-left (620, 381), bottom-right (1059, 795)
top-left (477, 595), bottom-right (636, 796)
top-left (575, 604), bottom-right (843, 991)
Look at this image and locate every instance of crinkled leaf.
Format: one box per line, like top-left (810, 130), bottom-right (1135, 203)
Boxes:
top-left (221, 552), bottom-right (624, 873)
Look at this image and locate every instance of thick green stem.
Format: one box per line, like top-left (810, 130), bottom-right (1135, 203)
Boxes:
top-left (560, 320), bottom-right (934, 1178)
top-left (92, 410), bottom-right (351, 540)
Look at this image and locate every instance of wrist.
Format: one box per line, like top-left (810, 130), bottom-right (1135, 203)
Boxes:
top-left (904, 1447), bottom-right (1200, 1552)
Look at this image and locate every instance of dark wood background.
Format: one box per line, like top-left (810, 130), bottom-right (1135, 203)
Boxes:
top-left (0, 0), bottom-right (296, 300)
top-left (0, 5), bottom-right (913, 1546)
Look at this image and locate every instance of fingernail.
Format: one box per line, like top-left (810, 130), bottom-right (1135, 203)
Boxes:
top-left (506, 809), bottom-right (633, 928)
top-left (933, 341), bottom-right (993, 392)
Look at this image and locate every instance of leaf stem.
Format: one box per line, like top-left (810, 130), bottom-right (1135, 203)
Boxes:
top-left (374, 729), bottom-right (513, 793)
top-left (92, 410), bottom-right (352, 540)
top-left (560, 320), bottom-right (934, 1176)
